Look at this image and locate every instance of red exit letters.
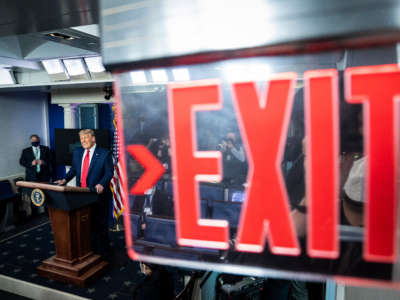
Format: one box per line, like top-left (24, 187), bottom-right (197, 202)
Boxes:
top-left (167, 81), bottom-right (229, 250)
top-left (232, 74), bottom-right (300, 256)
top-left (345, 65), bottom-right (400, 263)
top-left (164, 64), bottom-right (400, 263)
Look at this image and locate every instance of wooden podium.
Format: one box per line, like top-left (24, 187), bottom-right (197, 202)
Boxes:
top-left (16, 181), bottom-right (108, 287)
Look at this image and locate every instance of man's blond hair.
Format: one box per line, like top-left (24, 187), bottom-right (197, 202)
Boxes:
top-left (79, 129), bottom-right (95, 136)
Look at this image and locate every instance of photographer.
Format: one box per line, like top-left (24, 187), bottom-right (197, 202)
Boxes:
top-left (147, 135), bottom-right (171, 172)
top-left (218, 132), bottom-right (246, 186)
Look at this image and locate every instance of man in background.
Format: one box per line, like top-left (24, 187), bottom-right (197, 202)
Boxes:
top-left (218, 131), bottom-right (247, 185)
top-left (55, 129), bottom-right (114, 260)
top-left (19, 134), bottom-right (52, 217)
top-left (19, 134), bottom-right (52, 182)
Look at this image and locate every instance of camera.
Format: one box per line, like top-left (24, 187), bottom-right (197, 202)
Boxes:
top-left (217, 139), bottom-right (227, 151)
top-left (103, 84), bottom-right (114, 100)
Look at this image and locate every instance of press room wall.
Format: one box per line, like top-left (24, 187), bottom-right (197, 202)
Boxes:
top-left (0, 91), bottom-right (49, 180)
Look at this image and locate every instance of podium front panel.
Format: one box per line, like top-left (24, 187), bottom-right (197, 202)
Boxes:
top-left (46, 191), bottom-right (98, 211)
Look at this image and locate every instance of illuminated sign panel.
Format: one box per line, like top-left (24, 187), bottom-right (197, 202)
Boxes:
top-left (115, 46), bottom-right (400, 285)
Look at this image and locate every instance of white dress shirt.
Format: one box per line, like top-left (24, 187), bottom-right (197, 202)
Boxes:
top-left (32, 146), bottom-right (40, 159)
top-left (81, 144), bottom-right (96, 175)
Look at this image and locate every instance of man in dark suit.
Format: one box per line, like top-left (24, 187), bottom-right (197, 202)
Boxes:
top-left (55, 129), bottom-right (114, 259)
top-left (19, 134), bottom-right (52, 182)
top-left (19, 134), bottom-right (53, 218)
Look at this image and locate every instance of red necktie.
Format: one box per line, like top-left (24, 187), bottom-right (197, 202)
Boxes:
top-left (81, 150), bottom-right (90, 187)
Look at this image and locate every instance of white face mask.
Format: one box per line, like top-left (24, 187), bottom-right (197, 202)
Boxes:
top-left (344, 156), bottom-right (366, 203)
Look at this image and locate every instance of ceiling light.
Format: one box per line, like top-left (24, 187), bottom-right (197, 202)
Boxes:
top-left (42, 59), bottom-right (65, 75)
top-left (172, 68), bottom-right (190, 81)
top-left (63, 58), bottom-right (86, 76)
top-left (84, 56), bottom-right (106, 73)
top-left (47, 32), bottom-right (75, 40)
top-left (130, 71), bottom-right (147, 84)
top-left (0, 69), bottom-right (15, 84)
top-left (151, 69), bottom-right (168, 82)
top-left (224, 64), bottom-right (271, 82)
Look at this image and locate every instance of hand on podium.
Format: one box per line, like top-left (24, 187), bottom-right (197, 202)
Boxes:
top-left (54, 179), bottom-right (67, 186)
top-left (95, 184), bottom-right (104, 194)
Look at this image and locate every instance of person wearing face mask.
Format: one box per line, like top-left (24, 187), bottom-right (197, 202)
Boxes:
top-left (19, 134), bottom-right (52, 183)
top-left (19, 134), bottom-right (53, 218)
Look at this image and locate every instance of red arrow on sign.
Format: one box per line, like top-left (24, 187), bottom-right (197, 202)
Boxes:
top-left (126, 145), bottom-right (166, 195)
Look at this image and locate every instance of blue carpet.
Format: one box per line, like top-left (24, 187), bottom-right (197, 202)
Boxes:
top-left (0, 219), bottom-right (184, 299)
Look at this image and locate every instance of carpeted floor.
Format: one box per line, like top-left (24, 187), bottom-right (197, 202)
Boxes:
top-left (0, 290), bottom-right (32, 300)
top-left (0, 216), bottom-right (185, 299)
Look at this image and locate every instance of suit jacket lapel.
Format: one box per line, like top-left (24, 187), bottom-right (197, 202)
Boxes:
top-left (87, 148), bottom-right (99, 177)
top-left (77, 148), bottom-right (84, 181)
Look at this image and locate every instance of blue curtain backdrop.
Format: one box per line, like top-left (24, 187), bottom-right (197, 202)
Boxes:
top-left (48, 101), bottom-right (65, 180)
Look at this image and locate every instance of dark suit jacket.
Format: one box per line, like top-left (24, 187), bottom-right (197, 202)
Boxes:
top-left (65, 146), bottom-right (114, 250)
top-left (65, 146), bottom-right (114, 192)
top-left (19, 145), bottom-right (52, 182)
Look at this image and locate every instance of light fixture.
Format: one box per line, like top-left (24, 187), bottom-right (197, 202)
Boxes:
top-left (84, 56), bottom-right (106, 73)
top-left (42, 59), bottom-right (65, 75)
top-left (224, 63), bottom-right (271, 82)
top-left (0, 69), bottom-right (15, 85)
top-left (172, 68), bottom-right (190, 81)
top-left (130, 71), bottom-right (147, 84)
top-left (47, 32), bottom-right (75, 40)
top-left (63, 58), bottom-right (86, 76)
top-left (151, 69), bottom-right (168, 82)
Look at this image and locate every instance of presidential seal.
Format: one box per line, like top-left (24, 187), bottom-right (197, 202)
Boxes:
top-left (31, 188), bottom-right (45, 207)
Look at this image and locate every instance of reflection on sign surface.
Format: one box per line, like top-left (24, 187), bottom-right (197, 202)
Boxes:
top-left (116, 45), bottom-right (400, 285)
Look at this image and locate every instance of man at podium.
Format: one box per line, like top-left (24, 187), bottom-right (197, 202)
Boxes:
top-left (55, 129), bottom-right (114, 259)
